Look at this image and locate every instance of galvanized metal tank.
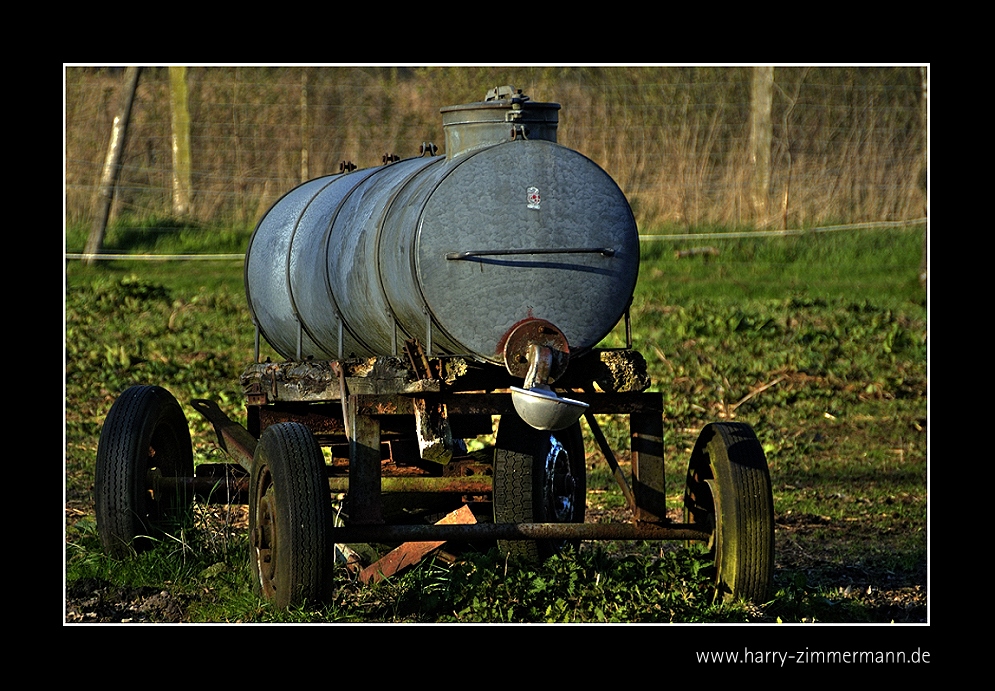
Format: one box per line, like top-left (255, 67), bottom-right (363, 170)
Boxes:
top-left (245, 86), bottom-right (639, 377)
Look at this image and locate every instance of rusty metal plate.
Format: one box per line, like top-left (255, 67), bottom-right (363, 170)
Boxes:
top-left (502, 318), bottom-right (570, 381)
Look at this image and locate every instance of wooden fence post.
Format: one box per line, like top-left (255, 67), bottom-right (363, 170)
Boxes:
top-left (749, 66), bottom-right (774, 227)
top-left (169, 66), bottom-right (192, 216)
top-left (83, 66), bottom-right (140, 264)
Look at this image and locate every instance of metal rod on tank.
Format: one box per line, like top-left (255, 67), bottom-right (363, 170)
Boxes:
top-left (337, 314), bottom-right (343, 360)
top-left (425, 310), bottom-right (432, 356)
top-left (446, 247), bottom-right (616, 260)
top-left (625, 299), bottom-right (633, 349)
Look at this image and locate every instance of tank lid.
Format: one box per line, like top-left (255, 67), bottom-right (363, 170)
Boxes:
top-left (440, 86), bottom-right (560, 158)
top-left (486, 85), bottom-right (533, 104)
top-left (440, 85), bottom-right (560, 118)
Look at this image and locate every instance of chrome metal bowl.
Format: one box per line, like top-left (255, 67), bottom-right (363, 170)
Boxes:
top-left (510, 386), bottom-right (589, 431)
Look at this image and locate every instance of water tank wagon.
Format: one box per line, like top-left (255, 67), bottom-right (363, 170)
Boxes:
top-left (245, 86), bottom-right (640, 388)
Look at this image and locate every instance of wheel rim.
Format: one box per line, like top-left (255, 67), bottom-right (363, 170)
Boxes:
top-left (95, 385), bottom-right (194, 557)
top-left (494, 417), bottom-right (586, 561)
top-left (684, 461), bottom-right (718, 561)
top-left (683, 422), bottom-right (774, 604)
top-left (247, 422), bottom-right (334, 608)
top-left (542, 436), bottom-right (578, 523)
top-left (145, 421), bottom-right (189, 526)
top-left (253, 465), bottom-right (278, 599)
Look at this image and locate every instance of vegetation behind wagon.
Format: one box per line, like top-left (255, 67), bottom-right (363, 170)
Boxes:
top-left (64, 225), bottom-right (927, 624)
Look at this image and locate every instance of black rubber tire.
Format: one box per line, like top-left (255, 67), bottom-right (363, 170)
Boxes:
top-left (249, 422), bottom-right (333, 609)
top-left (683, 422), bottom-right (775, 604)
top-left (94, 385), bottom-right (194, 557)
top-left (493, 413), bottom-right (586, 562)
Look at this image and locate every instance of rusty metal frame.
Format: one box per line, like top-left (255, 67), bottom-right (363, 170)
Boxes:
top-left (330, 522), bottom-right (710, 543)
top-left (192, 353), bottom-right (682, 548)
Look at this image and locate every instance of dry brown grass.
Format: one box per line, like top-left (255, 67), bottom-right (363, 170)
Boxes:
top-left (65, 66), bottom-right (927, 232)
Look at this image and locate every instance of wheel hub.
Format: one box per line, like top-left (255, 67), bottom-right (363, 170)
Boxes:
top-left (543, 436), bottom-right (576, 523)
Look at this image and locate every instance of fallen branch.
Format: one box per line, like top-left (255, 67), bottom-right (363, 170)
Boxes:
top-left (730, 374), bottom-right (788, 413)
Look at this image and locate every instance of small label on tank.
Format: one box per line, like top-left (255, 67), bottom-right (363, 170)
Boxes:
top-left (527, 186), bottom-right (541, 210)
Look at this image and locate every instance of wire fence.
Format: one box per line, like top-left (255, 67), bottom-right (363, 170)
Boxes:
top-left (65, 66), bottom-right (928, 236)
top-left (64, 219), bottom-right (927, 263)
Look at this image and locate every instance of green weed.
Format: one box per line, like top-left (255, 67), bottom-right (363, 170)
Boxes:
top-left (64, 223), bottom-right (927, 623)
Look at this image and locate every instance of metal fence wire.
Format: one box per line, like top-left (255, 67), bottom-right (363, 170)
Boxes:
top-left (65, 66), bottom-right (928, 235)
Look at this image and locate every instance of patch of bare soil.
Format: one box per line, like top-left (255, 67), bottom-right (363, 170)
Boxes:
top-left (585, 500), bottom-right (927, 622)
top-left (65, 578), bottom-right (188, 623)
top-left (774, 511), bottom-right (927, 623)
top-left (63, 500), bottom-right (220, 624)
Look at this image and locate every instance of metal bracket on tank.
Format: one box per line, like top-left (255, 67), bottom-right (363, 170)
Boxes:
top-left (625, 302), bottom-right (633, 349)
top-left (423, 308), bottom-right (433, 357)
top-left (487, 86), bottom-right (528, 103)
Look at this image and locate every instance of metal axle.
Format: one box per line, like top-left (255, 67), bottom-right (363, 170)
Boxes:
top-left (330, 521), bottom-right (711, 543)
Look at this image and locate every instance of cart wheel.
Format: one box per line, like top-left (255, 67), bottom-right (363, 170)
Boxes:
top-left (683, 422), bottom-right (774, 604)
top-left (249, 422), bottom-right (333, 609)
top-left (493, 413), bottom-right (586, 562)
top-left (94, 385), bottom-right (194, 557)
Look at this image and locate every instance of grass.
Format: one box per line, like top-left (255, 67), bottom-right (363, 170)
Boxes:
top-left (64, 218), bottom-right (928, 625)
top-left (66, 216), bottom-right (255, 257)
top-left (636, 224), bottom-right (925, 305)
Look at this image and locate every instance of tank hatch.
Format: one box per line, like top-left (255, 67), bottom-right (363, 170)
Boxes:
top-left (440, 85), bottom-right (560, 158)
